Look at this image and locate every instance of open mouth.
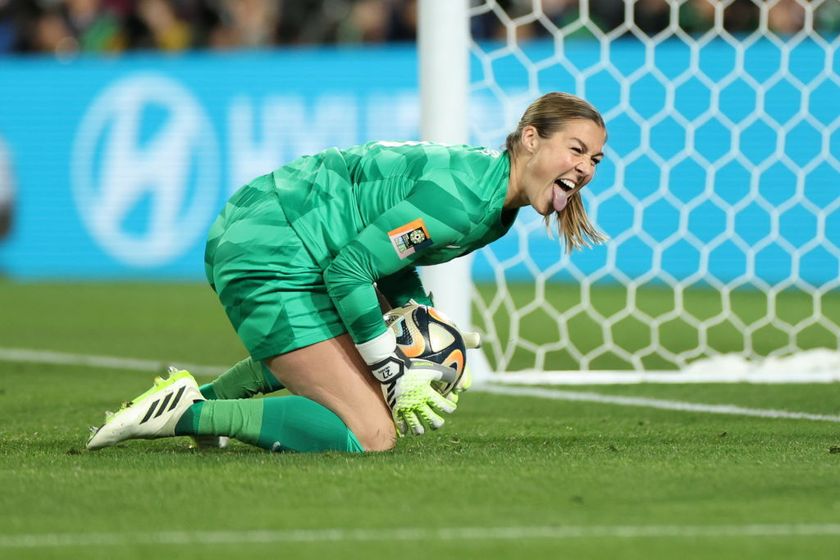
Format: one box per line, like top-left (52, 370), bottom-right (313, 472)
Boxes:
top-left (554, 178), bottom-right (576, 192)
top-left (551, 184), bottom-right (569, 213)
top-left (550, 178), bottom-right (575, 213)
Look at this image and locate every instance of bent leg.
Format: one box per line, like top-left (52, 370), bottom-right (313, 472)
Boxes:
top-left (199, 357), bottom-right (284, 400)
top-left (176, 334), bottom-right (394, 453)
top-left (175, 397), bottom-right (362, 453)
top-left (265, 334), bottom-right (396, 452)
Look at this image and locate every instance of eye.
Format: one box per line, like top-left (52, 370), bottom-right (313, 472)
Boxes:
top-left (571, 146), bottom-right (583, 154)
top-left (592, 158), bottom-right (602, 166)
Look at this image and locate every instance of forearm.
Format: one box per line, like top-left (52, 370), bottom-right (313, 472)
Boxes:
top-left (324, 184), bottom-right (468, 345)
top-left (324, 266), bottom-right (389, 344)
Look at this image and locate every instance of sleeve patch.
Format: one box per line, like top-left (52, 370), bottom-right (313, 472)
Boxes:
top-left (388, 218), bottom-right (433, 260)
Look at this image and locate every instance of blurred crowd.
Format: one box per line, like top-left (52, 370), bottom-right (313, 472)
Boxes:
top-left (0, 0), bottom-right (838, 56)
top-left (507, 0), bottom-right (840, 37)
top-left (0, 0), bottom-right (415, 54)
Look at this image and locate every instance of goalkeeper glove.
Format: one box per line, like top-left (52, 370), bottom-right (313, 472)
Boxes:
top-left (356, 330), bottom-right (458, 436)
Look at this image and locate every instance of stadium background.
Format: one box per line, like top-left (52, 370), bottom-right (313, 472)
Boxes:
top-left (0, 0), bottom-right (838, 372)
top-left (1, 3), bottom-right (840, 559)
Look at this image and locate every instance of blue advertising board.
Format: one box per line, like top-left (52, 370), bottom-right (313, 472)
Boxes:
top-left (0, 46), bottom-right (422, 279)
top-left (0, 40), bottom-right (837, 285)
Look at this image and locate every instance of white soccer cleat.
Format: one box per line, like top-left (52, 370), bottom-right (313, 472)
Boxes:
top-left (87, 368), bottom-right (204, 450)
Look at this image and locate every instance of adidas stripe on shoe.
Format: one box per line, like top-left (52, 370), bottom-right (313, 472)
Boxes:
top-left (87, 368), bottom-right (204, 450)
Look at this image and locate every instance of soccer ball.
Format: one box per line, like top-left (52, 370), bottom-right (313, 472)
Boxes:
top-left (384, 303), bottom-right (466, 396)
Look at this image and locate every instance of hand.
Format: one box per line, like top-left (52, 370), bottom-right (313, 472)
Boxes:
top-left (369, 351), bottom-right (459, 436)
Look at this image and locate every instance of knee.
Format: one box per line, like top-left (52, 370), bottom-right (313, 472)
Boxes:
top-left (354, 418), bottom-right (397, 452)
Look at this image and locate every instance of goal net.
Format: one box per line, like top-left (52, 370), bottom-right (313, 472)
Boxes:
top-left (465, 0), bottom-right (840, 377)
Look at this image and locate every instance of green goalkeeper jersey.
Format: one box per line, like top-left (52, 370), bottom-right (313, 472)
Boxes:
top-left (272, 141), bottom-right (516, 345)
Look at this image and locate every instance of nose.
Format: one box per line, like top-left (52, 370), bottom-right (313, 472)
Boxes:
top-left (574, 157), bottom-right (593, 179)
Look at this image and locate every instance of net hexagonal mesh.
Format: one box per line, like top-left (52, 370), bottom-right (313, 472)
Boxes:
top-left (467, 0), bottom-right (839, 372)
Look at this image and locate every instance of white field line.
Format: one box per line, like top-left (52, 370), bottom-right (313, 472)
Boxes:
top-left (0, 347), bottom-right (225, 377)
top-left (5, 346), bottom-right (840, 384)
top-left (1, 524), bottom-right (839, 548)
top-left (493, 370), bottom-right (840, 384)
top-left (478, 385), bottom-right (840, 423)
top-left (3, 346), bottom-right (839, 423)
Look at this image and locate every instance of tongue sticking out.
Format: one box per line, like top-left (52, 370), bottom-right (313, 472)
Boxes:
top-left (552, 184), bottom-right (569, 213)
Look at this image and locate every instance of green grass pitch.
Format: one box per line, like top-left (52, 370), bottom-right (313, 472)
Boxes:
top-left (1, 280), bottom-right (839, 559)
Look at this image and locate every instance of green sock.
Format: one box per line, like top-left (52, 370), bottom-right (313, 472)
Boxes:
top-left (199, 357), bottom-right (284, 400)
top-left (175, 396), bottom-right (364, 453)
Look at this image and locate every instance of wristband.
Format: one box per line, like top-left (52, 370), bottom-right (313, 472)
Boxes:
top-left (355, 329), bottom-right (397, 366)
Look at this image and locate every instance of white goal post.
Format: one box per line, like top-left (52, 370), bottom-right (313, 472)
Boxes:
top-left (419, 0), bottom-right (840, 383)
top-left (417, 0), bottom-right (471, 332)
top-left (419, 0), bottom-right (496, 381)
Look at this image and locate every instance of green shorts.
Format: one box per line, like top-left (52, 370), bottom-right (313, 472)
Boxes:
top-left (204, 174), bottom-right (346, 360)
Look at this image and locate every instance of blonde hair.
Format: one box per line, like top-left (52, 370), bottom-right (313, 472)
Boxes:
top-left (506, 92), bottom-right (609, 253)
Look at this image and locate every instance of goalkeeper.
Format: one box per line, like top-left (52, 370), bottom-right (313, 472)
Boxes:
top-left (87, 92), bottom-right (607, 454)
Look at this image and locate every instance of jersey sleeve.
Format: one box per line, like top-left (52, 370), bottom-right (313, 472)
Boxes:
top-left (323, 173), bottom-right (472, 344)
top-left (375, 267), bottom-right (434, 309)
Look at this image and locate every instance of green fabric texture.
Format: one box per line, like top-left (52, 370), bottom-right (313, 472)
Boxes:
top-left (176, 400), bottom-right (206, 435)
top-left (204, 175), bottom-right (347, 360)
top-left (205, 143), bottom-right (516, 357)
top-left (174, 397), bottom-right (363, 453)
top-left (316, 144), bottom-right (514, 345)
top-left (376, 267), bottom-right (434, 308)
top-left (261, 363), bottom-right (284, 393)
top-left (198, 383), bottom-right (217, 400)
top-left (199, 357), bottom-right (284, 400)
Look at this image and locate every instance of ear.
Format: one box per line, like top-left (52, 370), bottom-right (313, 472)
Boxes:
top-left (520, 125), bottom-right (539, 154)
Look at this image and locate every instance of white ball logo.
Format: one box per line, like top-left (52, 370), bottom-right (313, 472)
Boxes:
top-left (72, 74), bottom-right (219, 267)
